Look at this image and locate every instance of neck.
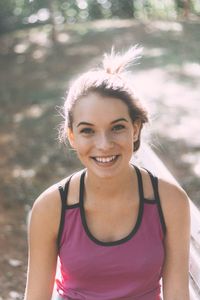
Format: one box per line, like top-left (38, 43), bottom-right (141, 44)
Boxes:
top-left (84, 164), bottom-right (135, 201)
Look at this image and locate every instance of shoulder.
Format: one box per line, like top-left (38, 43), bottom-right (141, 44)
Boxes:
top-left (30, 169), bottom-right (84, 221)
top-left (158, 177), bottom-right (190, 210)
top-left (29, 172), bottom-right (80, 238)
top-left (136, 166), bottom-right (190, 210)
top-left (157, 177), bottom-right (190, 228)
top-left (31, 183), bottom-right (60, 218)
top-left (138, 163), bottom-right (190, 212)
top-left (31, 177), bottom-right (68, 214)
top-left (29, 184), bottom-right (62, 238)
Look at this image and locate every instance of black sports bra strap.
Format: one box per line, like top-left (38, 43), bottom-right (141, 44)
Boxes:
top-left (79, 169), bottom-right (86, 204)
top-left (58, 175), bottom-right (72, 206)
top-left (145, 169), bottom-right (167, 235)
top-left (57, 175), bottom-right (73, 249)
top-left (133, 165), bottom-right (145, 201)
top-left (144, 168), bottom-right (159, 201)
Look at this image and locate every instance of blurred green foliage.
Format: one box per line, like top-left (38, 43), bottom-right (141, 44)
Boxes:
top-left (0, 0), bottom-right (199, 33)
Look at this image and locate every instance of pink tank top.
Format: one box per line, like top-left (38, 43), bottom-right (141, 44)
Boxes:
top-left (55, 165), bottom-right (166, 299)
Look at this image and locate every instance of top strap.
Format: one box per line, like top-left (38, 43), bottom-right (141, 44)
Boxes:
top-left (133, 165), bottom-right (145, 202)
top-left (57, 175), bottom-right (73, 249)
top-left (79, 169), bottom-right (86, 205)
top-left (145, 169), bottom-right (167, 235)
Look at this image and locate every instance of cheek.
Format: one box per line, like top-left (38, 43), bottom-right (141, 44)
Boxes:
top-left (113, 130), bottom-right (134, 145)
top-left (74, 138), bottom-right (92, 154)
top-left (120, 132), bottom-right (134, 153)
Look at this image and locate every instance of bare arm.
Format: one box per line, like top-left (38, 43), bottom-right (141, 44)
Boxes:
top-left (24, 187), bottom-right (61, 300)
top-left (159, 180), bottom-right (190, 300)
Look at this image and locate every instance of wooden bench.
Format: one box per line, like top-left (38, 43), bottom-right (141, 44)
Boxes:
top-left (133, 143), bottom-right (200, 299)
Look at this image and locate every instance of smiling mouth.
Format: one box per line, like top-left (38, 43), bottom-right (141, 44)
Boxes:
top-left (91, 155), bottom-right (119, 163)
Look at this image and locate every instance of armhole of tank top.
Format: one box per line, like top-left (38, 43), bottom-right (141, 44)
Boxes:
top-left (57, 175), bottom-right (73, 250)
top-left (143, 168), bottom-right (167, 236)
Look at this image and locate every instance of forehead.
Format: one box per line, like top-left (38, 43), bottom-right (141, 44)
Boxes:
top-left (73, 93), bottom-right (130, 124)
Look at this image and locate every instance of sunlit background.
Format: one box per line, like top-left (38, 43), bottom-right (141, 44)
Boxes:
top-left (0, 1), bottom-right (200, 299)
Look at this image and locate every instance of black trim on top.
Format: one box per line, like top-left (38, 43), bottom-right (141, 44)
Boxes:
top-left (57, 176), bottom-right (72, 249)
top-left (79, 166), bottom-right (144, 247)
top-left (133, 165), bottom-right (145, 201)
top-left (153, 176), bottom-right (167, 235)
top-left (66, 203), bottom-right (80, 209)
top-left (143, 198), bottom-right (157, 204)
top-left (145, 169), bottom-right (167, 236)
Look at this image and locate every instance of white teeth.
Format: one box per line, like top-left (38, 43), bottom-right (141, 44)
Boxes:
top-left (94, 156), bottom-right (117, 163)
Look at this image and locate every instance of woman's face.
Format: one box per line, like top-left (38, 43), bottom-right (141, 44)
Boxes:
top-left (68, 93), bottom-right (140, 179)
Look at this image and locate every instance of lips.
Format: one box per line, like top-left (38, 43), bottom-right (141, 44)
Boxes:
top-left (92, 155), bottom-right (119, 163)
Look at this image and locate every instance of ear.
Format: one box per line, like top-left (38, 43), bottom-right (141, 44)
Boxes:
top-left (67, 128), bottom-right (76, 149)
top-left (132, 119), bottom-right (141, 142)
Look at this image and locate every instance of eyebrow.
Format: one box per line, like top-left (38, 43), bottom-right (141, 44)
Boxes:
top-left (77, 122), bottom-right (94, 127)
top-left (77, 118), bottom-right (128, 127)
top-left (111, 118), bottom-right (128, 124)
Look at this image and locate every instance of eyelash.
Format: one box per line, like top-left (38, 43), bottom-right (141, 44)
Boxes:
top-left (79, 124), bottom-right (125, 135)
top-left (112, 124), bottom-right (125, 131)
top-left (80, 128), bottom-right (94, 134)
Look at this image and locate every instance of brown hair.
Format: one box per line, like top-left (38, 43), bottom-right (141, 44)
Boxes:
top-left (60, 45), bottom-right (149, 151)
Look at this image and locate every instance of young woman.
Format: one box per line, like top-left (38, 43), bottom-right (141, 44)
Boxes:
top-left (24, 46), bottom-right (190, 300)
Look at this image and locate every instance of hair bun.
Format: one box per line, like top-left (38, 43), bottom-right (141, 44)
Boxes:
top-left (102, 44), bottom-right (143, 75)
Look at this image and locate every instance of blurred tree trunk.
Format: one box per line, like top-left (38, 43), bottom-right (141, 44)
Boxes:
top-left (88, 1), bottom-right (103, 20)
top-left (175, 0), bottom-right (191, 18)
top-left (48, 0), bottom-right (57, 43)
top-left (110, 0), bottom-right (135, 18)
top-left (183, 0), bottom-right (191, 18)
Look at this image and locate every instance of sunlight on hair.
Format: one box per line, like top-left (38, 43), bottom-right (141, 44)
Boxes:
top-left (103, 45), bottom-right (143, 75)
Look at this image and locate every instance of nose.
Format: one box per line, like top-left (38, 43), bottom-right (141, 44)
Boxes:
top-left (96, 132), bottom-right (114, 151)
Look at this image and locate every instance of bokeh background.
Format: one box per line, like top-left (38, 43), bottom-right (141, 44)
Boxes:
top-left (0, 1), bottom-right (200, 299)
